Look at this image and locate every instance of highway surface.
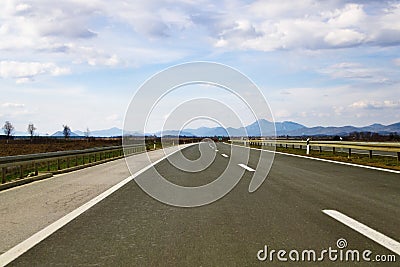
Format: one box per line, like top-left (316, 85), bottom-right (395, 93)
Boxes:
top-left (0, 146), bottom-right (186, 255)
top-left (1, 143), bottom-right (399, 266)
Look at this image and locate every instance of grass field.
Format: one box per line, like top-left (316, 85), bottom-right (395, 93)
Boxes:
top-left (0, 139), bottom-right (122, 157)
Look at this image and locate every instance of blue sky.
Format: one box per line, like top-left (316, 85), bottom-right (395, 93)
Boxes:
top-left (1, 0), bottom-right (400, 134)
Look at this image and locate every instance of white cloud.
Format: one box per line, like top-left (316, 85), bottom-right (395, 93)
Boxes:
top-left (269, 83), bottom-right (400, 127)
top-left (350, 100), bottom-right (400, 109)
top-left (326, 3), bottom-right (366, 28)
top-left (0, 0), bottom-right (399, 62)
top-left (1, 103), bottom-right (25, 108)
top-left (211, 1), bottom-right (400, 51)
top-left (320, 62), bottom-right (389, 83)
top-left (0, 1), bottom-right (400, 132)
top-left (324, 29), bottom-right (365, 47)
top-left (0, 61), bottom-right (70, 83)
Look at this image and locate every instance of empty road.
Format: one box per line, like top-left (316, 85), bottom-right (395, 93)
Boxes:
top-left (1, 143), bottom-right (399, 266)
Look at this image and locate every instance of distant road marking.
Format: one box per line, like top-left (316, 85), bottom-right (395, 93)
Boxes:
top-left (229, 143), bottom-right (400, 174)
top-left (323, 209), bottom-right (400, 255)
top-left (215, 149), bottom-right (219, 152)
top-left (0, 144), bottom-right (194, 267)
top-left (238, 163), bottom-right (255, 172)
top-left (221, 154), bottom-right (229, 158)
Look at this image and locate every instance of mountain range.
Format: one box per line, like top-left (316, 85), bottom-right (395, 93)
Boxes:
top-left (8, 120), bottom-right (400, 137)
top-left (158, 120), bottom-right (400, 137)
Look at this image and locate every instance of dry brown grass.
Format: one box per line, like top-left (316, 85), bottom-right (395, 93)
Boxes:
top-left (0, 139), bottom-right (121, 157)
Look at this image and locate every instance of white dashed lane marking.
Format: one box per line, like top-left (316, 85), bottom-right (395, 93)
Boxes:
top-left (238, 163), bottom-right (255, 172)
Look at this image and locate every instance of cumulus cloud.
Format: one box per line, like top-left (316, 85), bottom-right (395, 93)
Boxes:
top-left (210, 1), bottom-right (400, 51)
top-left (0, 61), bottom-right (70, 83)
top-left (324, 29), bottom-right (365, 47)
top-left (1, 0), bottom-right (400, 61)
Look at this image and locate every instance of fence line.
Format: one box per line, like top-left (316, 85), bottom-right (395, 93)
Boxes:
top-left (0, 145), bottom-right (145, 184)
top-left (229, 139), bottom-right (400, 161)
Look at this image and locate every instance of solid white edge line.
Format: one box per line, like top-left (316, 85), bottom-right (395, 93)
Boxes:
top-left (238, 163), bottom-right (255, 172)
top-left (0, 144), bottom-right (194, 267)
top-left (322, 209), bottom-right (400, 256)
top-left (221, 154), bottom-right (229, 158)
top-left (229, 143), bottom-right (400, 174)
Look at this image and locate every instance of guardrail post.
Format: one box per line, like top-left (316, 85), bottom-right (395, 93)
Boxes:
top-left (67, 157), bottom-right (70, 168)
top-left (369, 150), bottom-right (373, 159)
top-left (20, 165), bottom-right (24, 178)
top-left (348, 148), bottom-right (352, 158)
top-left (319, 146), bottom-right (322, 153)
top-left (397, 152), bottom-right (400, 163)
top-left (57, 159), bottom-right (61, 170)
top-left (2, 167), bottom-right (6, 183)
top-left (47, 161), bottom-right (50, 171)
top-left (332, 147), bottom-right (335, 154)
top-left (34, 162), bottom-right (38, 176)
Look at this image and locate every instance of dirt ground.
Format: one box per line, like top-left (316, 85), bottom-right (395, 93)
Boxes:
top-left (0, 138), bottom-right (122, 157)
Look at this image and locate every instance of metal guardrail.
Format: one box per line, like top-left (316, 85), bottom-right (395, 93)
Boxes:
top-left (0, 144), bottom-right (145, 184)
top-left (229, 139), bottom-right (400, 161)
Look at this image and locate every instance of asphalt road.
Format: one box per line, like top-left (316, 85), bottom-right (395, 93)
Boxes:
top-left (4, 143), bottom-right (400, 266)
top-left (0, 145), bottom-right (186, 255)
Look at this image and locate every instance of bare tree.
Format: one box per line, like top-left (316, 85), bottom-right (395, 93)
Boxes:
top-left (27, 123), bottom-right (36, 141)
top-left (2, 121), bottom-right (15, 143)
top-left (84, 127), bottom-right (90, 142)
top-left (63, 125), bottom-right (71, 139)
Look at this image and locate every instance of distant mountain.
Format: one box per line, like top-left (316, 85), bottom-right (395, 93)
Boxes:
top-left (184, 127), bottom-right (231, 137)
top-left (174, 119), bottom-right (400, 137)
top-left (87, 127), bottom-right (122, 137)
top-left (51, 131), bottom-right (79, 137)
top-left (30, 120), bottom-right (400, 138)
top-left (156, 130), bottom-right (196, 137)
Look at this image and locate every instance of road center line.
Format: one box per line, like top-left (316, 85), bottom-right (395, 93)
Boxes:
top-left (221, 154), bottom-right (229, 158)
top-left (0, 144), bottom-right (195, 267)
top-left (323, 209), bottom-right (400, 255)
top-left (238, 163), bottom-right (255, 172)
